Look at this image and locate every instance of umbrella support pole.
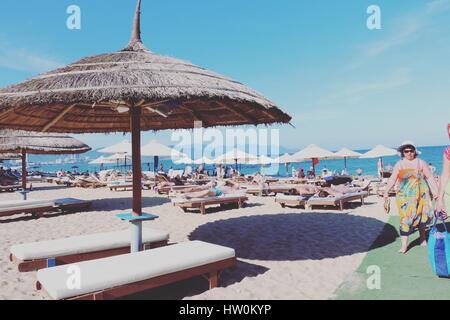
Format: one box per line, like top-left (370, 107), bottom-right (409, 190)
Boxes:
top-left (131, 106), bottom-right (142, 252)
top-left (130, 220), bottom-right (142, 253)
top-left (21, 149), bottom-right (27, 192)
top-left (115, 107), bottom-right (159, 253)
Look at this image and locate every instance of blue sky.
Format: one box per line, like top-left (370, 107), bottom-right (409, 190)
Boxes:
top-left (0, 0), bottom-right (449, 151)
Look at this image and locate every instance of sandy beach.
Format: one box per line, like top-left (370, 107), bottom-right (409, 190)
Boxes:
top-left (0, 182), bottom-right (391, 300)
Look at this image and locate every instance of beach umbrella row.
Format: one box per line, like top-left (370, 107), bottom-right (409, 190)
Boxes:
top-left (0, 0), bottom-right (291, 252)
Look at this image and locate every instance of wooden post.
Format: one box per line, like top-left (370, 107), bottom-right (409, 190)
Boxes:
top-left (21, 149), bottom-right (26, 191)
top-left (130, 106), bottom-right (142, 253)
top-left (131, 107), bottom-right (142, 217)
top-left (209, 271), bottom-right (218, 289)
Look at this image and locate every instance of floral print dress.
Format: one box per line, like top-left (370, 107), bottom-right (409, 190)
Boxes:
top-left (396, 161), bottom-right (434, 236)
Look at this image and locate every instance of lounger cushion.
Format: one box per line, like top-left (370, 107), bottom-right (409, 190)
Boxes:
top-left (307, 191), bottom-right (368, 203)
top-left (37, 240), bottom-right (235, 300)
top-left (276, 194), bottom-right (308, 201)
top-left (0, 200), bottom-right (55, 213)
top-left (11, 228), bottom-right (169, 261)
top-left (172, 194), bottom-right (246, 205)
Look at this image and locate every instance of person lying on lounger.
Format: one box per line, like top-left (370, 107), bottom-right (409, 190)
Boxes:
top-left (315, 184), bottom-right (363, 197)
top-left (182, 180), bottom-right (244, 199)
top-left (293, 184), bottom-right (321, 195)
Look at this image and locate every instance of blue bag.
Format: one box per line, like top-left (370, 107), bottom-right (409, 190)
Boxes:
top-left (428, 214), bottom-right (450, 278)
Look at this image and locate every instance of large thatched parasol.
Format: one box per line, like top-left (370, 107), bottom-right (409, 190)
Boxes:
top-left (0, 130), bottom-right (91, 197)
top-left (0, 0), bottom-right (291, 252)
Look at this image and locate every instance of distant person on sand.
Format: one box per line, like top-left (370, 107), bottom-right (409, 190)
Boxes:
top-left (436, 124), bottom-right (450, 217)
top-left (429, 162), bottom-right (437, 176)
top-left (307, 166), bottom-right (315, 179)
top-left (299, 167), bottom-right (306, 178)
top-left (377, 158), bottom-right (383, 178)
top-left (384, 141), bottom-right (439, 254)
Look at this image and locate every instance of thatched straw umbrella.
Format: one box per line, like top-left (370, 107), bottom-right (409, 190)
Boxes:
top-left (0, 130), bottom-right (91, 198)
top-left (0, 0), bottom-right (291, 252)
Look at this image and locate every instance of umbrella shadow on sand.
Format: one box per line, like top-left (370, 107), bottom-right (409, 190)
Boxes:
top-left (0, 197), bottom-right (171, 223)
top-left (123, 260), bottom-right (269, 300)
top-left (91, 196), bottom-right (171, 212)
top-left (188, 213), bottom-right (398, 261)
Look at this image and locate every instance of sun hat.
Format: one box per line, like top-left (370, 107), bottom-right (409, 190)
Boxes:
top-left (397, 140), bottom-right (421, 155)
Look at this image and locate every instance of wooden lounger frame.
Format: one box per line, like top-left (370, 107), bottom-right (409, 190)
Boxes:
top-left (275, 196), bottom-right (309, 208)
top-left (10, 240), bottom-right (168, 272)
top-left (36, 257), bottom-right (236, 300)
top-left (175, 197), bottom-right (248, 215)
top-left (306, 194), bottom-right (366, 211)
top-left (157, 185), bottom-right (197, 195)
top-left (246, 186), bottom-right (296, 197)
top-left (0, 185), bottom-right (22, 192)
top-left (109, 183), bottom-right (153, 191)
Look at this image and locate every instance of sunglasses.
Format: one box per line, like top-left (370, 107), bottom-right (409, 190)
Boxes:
top-left (403, 149), bottom-right (415, 154)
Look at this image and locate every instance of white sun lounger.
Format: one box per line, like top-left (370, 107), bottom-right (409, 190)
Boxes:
top-left (0, 198), bottom-right (91, 218)
top-left (36, 240), bottom-right (236, 300)
top-left (10, 228), bottom-right (169, 272)
top-left (0, 199), bottom-right (56, 218)
top-left (172, 194), bottom-right (248, 215)
top-left (306, 191), bottom-right (368, 211)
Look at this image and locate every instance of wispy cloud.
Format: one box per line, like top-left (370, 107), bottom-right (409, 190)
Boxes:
top-left (316, 68), bottom-right (412, 108)
top-left (427, 0), bottom-right (450, 13)
top-left (0, 44), bottom-right (62, 73)
top-left (352, 0), bottom-right (450, 65)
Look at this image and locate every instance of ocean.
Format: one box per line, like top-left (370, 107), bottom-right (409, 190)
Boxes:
top-left (3, 145), bottom-right (447, 178)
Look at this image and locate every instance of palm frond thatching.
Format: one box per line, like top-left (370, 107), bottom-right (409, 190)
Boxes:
top-left (0, 130), bottom-right (91, 154)
top-left (0, 0), bottom-right (291, 133)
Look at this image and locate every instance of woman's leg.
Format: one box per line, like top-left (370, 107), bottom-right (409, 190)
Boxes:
top-left (419, 227), bottom-right (427, 246)
top-left (399, 236), bottom-right (409, 253)
top-left (185, 189), bottom-right (215, 199)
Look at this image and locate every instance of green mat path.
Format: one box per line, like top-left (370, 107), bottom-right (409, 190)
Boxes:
top-left (335, 216), bottom-right (450, 300)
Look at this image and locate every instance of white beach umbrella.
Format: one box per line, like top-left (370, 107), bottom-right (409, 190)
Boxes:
top-left (140, 139), bottom-right (185, 158)
top-left (334, 148), bottom-right (362, 170)
top-left (248, 155), bottom-right (275, 165)
top-left (360, 145), bottom-right (398, 159)
top-left (290, 144), bottom-right (336, 162)
top-left (89, 155), bottom-right (116, 164)
top-left (106, 153), bottom-right (132, 161)
top-left (276, 153), bottom-right (294, 164)
top-left (213, 149), bottom-right (259, 165)
top-left (98, 140), bottom-right (131, 154)
top-left (141, 139), bottom-right (188, 171)
top-left (290, 144), bottom-right (336, 173)
top-left (105, 153), bottom-right (132, 168)
top-left (193, 157), bottom-right (215, 165)
top-left (173, 156), bottom-right (193, 165)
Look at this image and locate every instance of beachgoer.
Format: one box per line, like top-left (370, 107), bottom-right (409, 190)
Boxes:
top-left (383, 141), bottom-right (439, 254)
top-left (377, 158), bottom-right (383, 178)
top-left (183, 180), bottom-right (242, 199)
top-left (429, 163), bottom-right (437, 176)
top-left (299, 168), bottom-right (306, 178)
top-left (436, 124), bottom-right (450, 217)
top-left (167, 166), bottom-right (174, 179)
top-left (356, 168), bottom-right (363, 176)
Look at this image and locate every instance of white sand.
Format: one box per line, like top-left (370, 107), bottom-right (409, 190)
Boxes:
top-left (0, 183), bottom-right (390, 300)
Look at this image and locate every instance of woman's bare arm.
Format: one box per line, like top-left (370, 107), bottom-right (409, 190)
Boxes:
top-left (384, 162), bottom-right (400, 196)
top-left (437, 155), bottom-right (450, 212)
top-left (422, 160), bottom-right (439, 198)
